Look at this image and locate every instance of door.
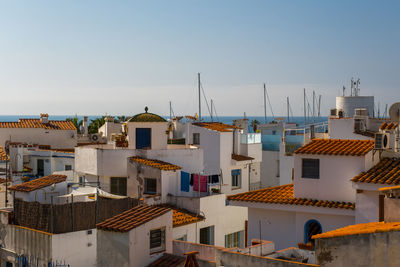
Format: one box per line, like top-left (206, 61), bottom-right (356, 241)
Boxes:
top-left (136, 128), bottom-right (151, 149)
top-left (37, 159), bottom-right (44, 176)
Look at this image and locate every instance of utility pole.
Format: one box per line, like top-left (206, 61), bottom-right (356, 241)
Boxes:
top-left (263, 83), bottom-right (267, 124)
top-left (198, 73), bottom-right (201, 121)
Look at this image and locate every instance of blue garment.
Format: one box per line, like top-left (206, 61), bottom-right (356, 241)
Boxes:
top-left (181, 171), bottom-right (190, 192)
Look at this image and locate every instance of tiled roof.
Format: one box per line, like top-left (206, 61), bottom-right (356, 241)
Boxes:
top-left (227, 184), bottom-right (355, 210)
top-left (351, 158), bottom-right (400, 185)
top-left (232, 154), bottom-right (254, 161)
top-left (0, 119), bottom-right (76, 130)
top-left (170, 207), bottom-right (204, 227)
top-left (313, 222), bottom-right (400, 239)
top-left (0, 146), bottom-right (9, 161)
top-left (294, 139), bottom-right (374, 156)
top-left (379, 185), bottom-right (400, 192)
top-left (148, 253), bottom-right (185, 267)
top-left (9, 174), bottom-right (67, 192)
top-left (380, 122), bottom-right (399, 131)
top-left (129, 156), bottom-right (181, 171)
top-left (35, 148), bottom-right (75, 154)
top-left (96, 205), bottom-right (171, 232)
top-left (193, 122), bottom-right (241, 132)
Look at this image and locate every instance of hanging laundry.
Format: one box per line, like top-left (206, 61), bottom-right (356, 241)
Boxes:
top-left (181, 171), bottom-right (190, 192)
top-left (200, 175), bottom-right (207, 192)
top-left (193, 174), bottom-right (200, 191)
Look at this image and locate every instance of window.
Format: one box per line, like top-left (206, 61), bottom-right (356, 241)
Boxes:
top-left (65, 165), bottom-right (72, 171)
top-left (6, 262), bottom-right (12, 267)
top-left (302, 159), bottom-right (319, 179)
top-left (144, 178), bottom-right (157, 194)
top-left (136, 128), bottom-right (151, 149)
top-left (175, 235), bottom-right (187, 241)
top-left (79, 176), bottom-right (85, 186)
top-left (37, 159), bottom-right (44, 176)
top-left (110, 177), bottom-right (127, 196)
top-left (200, 226), bottom-right (214, 245)
top-left (231, 169), bottom-right (241, 188)
top-left (225, 231), bottom-right (243, 248)
top-left (150, 228), bottom-right (166, 252)
top-left (193, 133), bottom-right (200, 145)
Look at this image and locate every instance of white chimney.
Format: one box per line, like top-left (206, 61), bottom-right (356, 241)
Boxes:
top-left (40, 113), bottom-right (49, 124)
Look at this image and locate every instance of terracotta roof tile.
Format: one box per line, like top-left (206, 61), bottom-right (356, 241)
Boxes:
top-left (149, 253), bottom-right (185, 267)
top-left (294, 139), bottom-right (374, 156)
top-left (170, 207), bottom-right (204, 227)
top-left (352, 158), bottom-right (400, 185)
top-left (313, 221), bottom-right (400, 239)
top-left (9, 174), bottom-right (67, 192)
top-left (0, 119), bottom-right (76, 130)
top-left (96, 205), bottom-right (171, 232)
top-left (129, 156), bottom-right (181, 171)
top-left (0, 146), bottom-right (9, 161)
top-left (227, 184), bottom-right (355, 210)
top-left (193, 122), bottom-right (241, 132)
top-left (380, 122), bottom-right (399, 131)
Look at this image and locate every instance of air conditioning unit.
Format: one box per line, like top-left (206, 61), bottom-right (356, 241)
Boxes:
top-left (330, 109), bottom-right (337, 116)
top-left (375, 133), bottom-right (390, 150)
top-left (355, 108), bottom-right (368, 117)
top-left (90, 134), bottom-right (100, 142)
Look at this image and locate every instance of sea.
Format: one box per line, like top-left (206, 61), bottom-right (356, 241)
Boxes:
top-left (0, 115), bottom-right (328, 132)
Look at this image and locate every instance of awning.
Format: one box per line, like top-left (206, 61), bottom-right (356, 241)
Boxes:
top-left (57, 186), bottom-right (127, 199)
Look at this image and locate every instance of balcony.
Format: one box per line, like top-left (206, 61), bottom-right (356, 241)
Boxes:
top-left (240, 133), bottom-right (261, 144)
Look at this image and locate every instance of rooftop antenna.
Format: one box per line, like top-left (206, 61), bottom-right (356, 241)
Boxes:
top-left (263, 83), bottom-right (267, 124)
top-left (342, 86), bottom-right (346, 96)
top-left (384, 104), bottom-right (388, 118)
top-left (198, 73), bottom-right (201, 121)
top-left (350, 78), bottom-right (354, 96)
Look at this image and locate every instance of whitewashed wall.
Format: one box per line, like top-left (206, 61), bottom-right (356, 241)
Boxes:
top-left (127, 122), bottom-right (169, 150)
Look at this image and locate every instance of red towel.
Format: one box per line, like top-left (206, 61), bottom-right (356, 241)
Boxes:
top-left (193, 175), bottom-right (208, 192)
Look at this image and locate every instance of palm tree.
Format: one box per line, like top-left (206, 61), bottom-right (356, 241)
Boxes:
top-left (66, 116), bottom-right (83, 134)
top-left (88, 117), bottom-right (106, 134)
top-left (250, 119), bottom-right (260, 132)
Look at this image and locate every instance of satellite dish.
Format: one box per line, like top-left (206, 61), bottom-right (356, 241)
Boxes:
top-left (389, 102), bottom-right (400, 122)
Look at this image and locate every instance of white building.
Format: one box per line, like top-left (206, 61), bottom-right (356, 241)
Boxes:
top-left (97, 205), bottom-right (173, 267)
top-left (228, 138), bottom-right (379, 250)
top-left (9, 174), bottom-right (69, 204)
top-left (0, 114), bottom-right (77, 149)
top-left (75, 109), bottom-right (258, 248)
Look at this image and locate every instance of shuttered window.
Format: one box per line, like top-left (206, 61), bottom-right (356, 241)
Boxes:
top-left (302, 159), bottom-right (320, 179)
top-left (150, 228), bottom-right (165, 251)
top-left (110, 177), bottom-right (127, 196)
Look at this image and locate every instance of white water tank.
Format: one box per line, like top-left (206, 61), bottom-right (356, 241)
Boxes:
top-left (336, 96), bottom-right (374, 117)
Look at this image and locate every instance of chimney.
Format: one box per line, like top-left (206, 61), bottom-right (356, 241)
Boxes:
top-left (82, 116), bottom-right (89, 136)
top-left (40, 113), bottom-right (49, 124)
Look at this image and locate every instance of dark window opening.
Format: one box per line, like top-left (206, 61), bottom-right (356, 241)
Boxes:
top-left (65, 165), bottom-right (72, 171)
top-left (305, 220), bottom-right (322, 245)
top-left (37, 159), bottom-right (44, 176)
top-left (136, 128), bottom-right (151, 149)
top-left (144, 178), bottom-right (157, 194)
top-left (110, 177), bottom-right (127, 196)
top-left (302, 159), bottom-right (320, 179)
top-left (200, 226), bottom-right (214, 245)
top-left (193, 133), bottom-right (200, 145)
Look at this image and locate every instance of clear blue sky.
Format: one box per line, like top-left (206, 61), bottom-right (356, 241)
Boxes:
top-left (0, 0), bottom-right (399, 117)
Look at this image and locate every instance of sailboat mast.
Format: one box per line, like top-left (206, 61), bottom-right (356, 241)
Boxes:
top-left (287, 97), bottom-right (290, 122)
top-left (264, 83), bottom-right (267, 124)
top-left (198, 73), bottom-right (201, 121)
top-left (304, 88), bottom-right (306, 126)
top-left (211, 99), bottom-right (214, 122)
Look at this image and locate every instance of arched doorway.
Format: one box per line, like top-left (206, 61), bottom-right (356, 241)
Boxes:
top-left (304, 219), bottom-right (322, 244)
